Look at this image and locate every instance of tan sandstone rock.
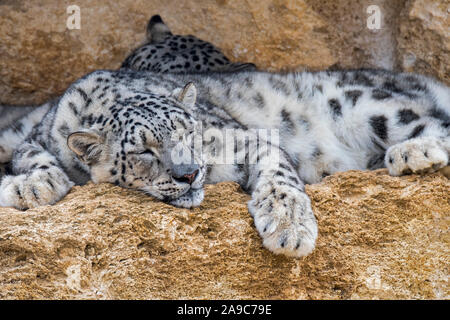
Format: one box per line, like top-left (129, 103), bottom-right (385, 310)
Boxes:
top-left (5, 0), bottom-right (447, 105)
top-left (0, 170), bottom-right (448, 299)
top-left (397, 0), bottom-right (450, 84)
top-left (0, 0), bottom-right (337, 105)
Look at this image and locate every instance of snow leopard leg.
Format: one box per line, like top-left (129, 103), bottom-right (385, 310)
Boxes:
top-left (228, 131), bottom-right (318, 257)
top-left (0, 101), bottom-right (52, 164)
top-left (0, 141), bottom-right (74, 210)
top-left (385, 136), bottom-right (449, 177)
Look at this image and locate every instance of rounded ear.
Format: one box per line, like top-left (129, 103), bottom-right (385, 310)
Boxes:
top-left (67, 130), bottom-right (105, 164)
top-left (175, 82), bottom-right (197, 108)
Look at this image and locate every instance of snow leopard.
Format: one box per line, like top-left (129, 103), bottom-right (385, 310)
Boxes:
top-left (121, 15), bottom-right (256, 73)
top-left (0, 14), bottom-right (255, 172)
top-left (0, 68), bottom-right (448, 258)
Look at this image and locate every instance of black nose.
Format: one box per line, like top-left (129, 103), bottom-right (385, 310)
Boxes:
top-left (173, 169), bottom-right (199, 184)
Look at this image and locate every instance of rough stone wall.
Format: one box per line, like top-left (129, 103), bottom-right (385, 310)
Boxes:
top-left (0, 0), bottom-right (449, 299)
top-left (1, 0), bottom-right (448, 105)
top-left (397, 0), bottom-right (450, 84)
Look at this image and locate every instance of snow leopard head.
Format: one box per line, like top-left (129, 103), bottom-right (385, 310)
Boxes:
top-left (67, 81), bottom-right (206, 208)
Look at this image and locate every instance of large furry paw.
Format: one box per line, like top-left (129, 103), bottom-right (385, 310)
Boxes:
top-left (0, 167), bottom-right (74, 210)
top-left (248, 183), bottom-right (318, 258)
top-left (385, 137), bottom-right (448, 176)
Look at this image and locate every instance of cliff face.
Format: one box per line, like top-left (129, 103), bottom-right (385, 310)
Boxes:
top-left (1, 0), bottom-right (449, 105)
top-left (0, 171), bottom-right (448, 299)
top-left (0, 0), bottom-right (449, 299)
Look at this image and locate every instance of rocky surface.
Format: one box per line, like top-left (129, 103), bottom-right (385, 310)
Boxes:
top-left (0, 170), bottom-right (448, 299)
top-left (397, 0), bottom-right (450, 84)
top-left (0, 0), bottom-right (449, 300)
top-left (2, 0), bottom-right (448, 105)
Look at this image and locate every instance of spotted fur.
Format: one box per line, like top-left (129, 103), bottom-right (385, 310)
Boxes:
top-left (0, 67), bottom-right (448, 259)
top-left (121, 15), bottom-right (256, 73)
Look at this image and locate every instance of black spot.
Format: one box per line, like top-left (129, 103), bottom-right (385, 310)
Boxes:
top-left (429, 107), bottom-right (450, 128)
top-left (311, 147), bottom-right (322, 159)
top-left (372, 89), bottom-right (392, 100)
top-left (275, 171), bottom-right (285, 177)
top-left (353, 72), bottom-right (374, 87)
top-left (11, 122), bottom-right (23, 133)
top-left (403, 153), bottom-right (409, 162)
top-left (344, 90), bottom-right (362, 106)
top-left (31, 187), bottom-right (39, 200)
top-left (68, 102), bottom-right (79, 116)
top-left (279, 163), bottom-right (291, 171)
top-left (313, 84), bottom-right (323, 93)
top-left (281, 109), bottom-right (295, 132)
top-left (398, 109), bottom-right (420, 124)
top-left (46, 179), bottom-right (55, 190)
top-left (403, 76), bottom-right (427, 92)
top-left (328, 99), bottom-right (342, 118)
top-left (58, 123), bottom-right (71, 137)
top-left (76, 88), bottom-right (88, 102)
top-left (280, 237), bottom-right (286, 248)
top-left (15, 187), bottom-right (22, 199)
top-left (270, 77), bottom-right (291, 95)
top-left (27, 150), bottom-right (41, 158)
top-left (382, 81), bottom-right (403, 94)
top-left (367, 153), bottom-right (385, 169)
top-left (252, 93), bottom-right (265, 109)
top-left (408, 124), bottom-right (425, 139)
top-left (370, 115), bottom-right (388, 141)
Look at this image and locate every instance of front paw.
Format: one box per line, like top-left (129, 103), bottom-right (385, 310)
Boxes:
top-left (248, 183), bottom-right (318, 258)
top-left (0, 168), bottom-right (74, 210)
top-left (385, 137), bottom-right (448, 176)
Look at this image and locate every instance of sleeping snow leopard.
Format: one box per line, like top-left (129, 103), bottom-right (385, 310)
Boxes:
top-left (0, 68), bottom-right (449, 258)
top-left (0, 14), bottom-right (255, 172)
top-left (121, 15), bottom-right (256, 73)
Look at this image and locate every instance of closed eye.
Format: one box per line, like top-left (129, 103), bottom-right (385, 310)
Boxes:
top-left (137, 149), bottom-right (156, 157)
top-left (129, 149), bottom-right (155, 156)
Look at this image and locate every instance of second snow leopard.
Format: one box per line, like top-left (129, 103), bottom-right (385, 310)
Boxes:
top-left (121, 15), bottom-right (256, 73)
top-left (0, 67), bottom-right (448, 258)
